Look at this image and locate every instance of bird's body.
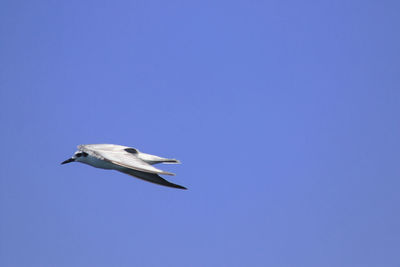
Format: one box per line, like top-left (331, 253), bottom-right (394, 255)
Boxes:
top-left (62, 144), bottom-right (186, 189)
top-left (77, 153), bottom-right (119, 170)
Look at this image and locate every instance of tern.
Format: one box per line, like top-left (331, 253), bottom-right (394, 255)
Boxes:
top-left (61, 144), bottom-right (186, 189)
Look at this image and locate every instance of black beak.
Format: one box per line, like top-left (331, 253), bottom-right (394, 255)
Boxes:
top-left (61, 158), bottom-right (75, 164)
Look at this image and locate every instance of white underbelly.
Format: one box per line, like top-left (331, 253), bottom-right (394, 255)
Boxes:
top-left (81, 156), bottom-right (120, 170)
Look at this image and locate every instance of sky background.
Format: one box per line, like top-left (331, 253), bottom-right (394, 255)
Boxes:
top-left (1, 0), bottom-right (399, 266)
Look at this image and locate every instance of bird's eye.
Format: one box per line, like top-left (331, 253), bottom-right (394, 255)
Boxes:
top-left (76, 153), bottom-right (82, 157)
top-left (82, 152), bottom-right (88, 157)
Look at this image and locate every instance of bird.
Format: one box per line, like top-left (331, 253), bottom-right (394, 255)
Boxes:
top-left (61, 144), bottom-right (186, 189)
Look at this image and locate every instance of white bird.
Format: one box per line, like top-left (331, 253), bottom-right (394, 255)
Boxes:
top-left (61, 144), bottom-right (186, 189)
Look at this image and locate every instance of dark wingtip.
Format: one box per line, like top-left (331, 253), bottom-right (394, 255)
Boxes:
top-left (166, 182), bottom-right (187, 190)
top-left (177, 185), bottom-right (188, 190)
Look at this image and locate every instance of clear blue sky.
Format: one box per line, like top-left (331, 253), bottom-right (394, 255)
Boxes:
top-left (1, 0), bottom-right (399, 266)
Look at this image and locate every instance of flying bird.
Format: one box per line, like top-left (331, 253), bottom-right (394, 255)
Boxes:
top-left (61, 144), bottom-right (186, 189)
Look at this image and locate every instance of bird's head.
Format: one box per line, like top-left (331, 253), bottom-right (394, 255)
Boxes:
top-left (61, 151), bottom-right (88, 164)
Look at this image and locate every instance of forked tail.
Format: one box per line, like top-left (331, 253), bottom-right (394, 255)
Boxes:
top-left (162, 159), bottom-right (181, 164)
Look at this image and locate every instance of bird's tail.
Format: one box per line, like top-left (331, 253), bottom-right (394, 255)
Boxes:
top-left (138, 153), bottom-right (181, 165)
top-left (161, 159), bottom-right (181, 164)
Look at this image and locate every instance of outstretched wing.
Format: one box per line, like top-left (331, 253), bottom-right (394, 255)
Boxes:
top-left (119, 168), bottom-right (187, 190)
top-left (79, 144), bottom-right (174, 175)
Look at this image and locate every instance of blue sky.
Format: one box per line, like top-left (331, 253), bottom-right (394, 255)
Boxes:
top-left (1, 0), bottom-right (399, 266)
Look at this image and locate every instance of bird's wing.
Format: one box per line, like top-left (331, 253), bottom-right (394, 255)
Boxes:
top-left (79, 144), bottom-right (131, 152)
top-left (79, 144), bottom-right (174, 175)
top-left (119, 168), bottom-right (186, 190)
